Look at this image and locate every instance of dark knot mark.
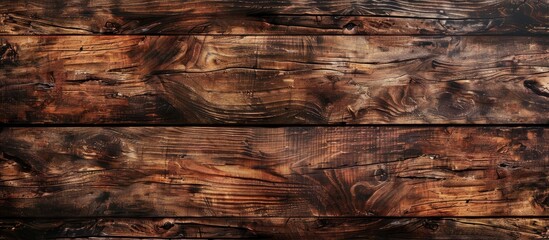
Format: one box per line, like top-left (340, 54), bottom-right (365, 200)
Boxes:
top-left (524, 80), bottom-right (549, 98)
top-left (316, 219), bottom-right (329, 227)
top-left (103, 21), bottom-right (122, 34)
top-left (160, 221), bottom-right (175, 230)
top-left (188, 184), bottom-right (202, 194)
top-left (0, 40), bottom-right (18, 65)
top-left (343, 22), bottom-right (357, 31)
top-left (96, 191), bottom-right (110, 203)
top-left (374, 168), bottom-right (388, 182)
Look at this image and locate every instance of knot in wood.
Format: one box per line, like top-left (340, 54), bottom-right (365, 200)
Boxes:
top-left (374, 168), bottom-right (389, 182)
top-left (160, 221), bottom-right (175, 230)
top-left (343, 22), bottom-right (357, 30)
top-left (0, 40), bottom-right (17, 65)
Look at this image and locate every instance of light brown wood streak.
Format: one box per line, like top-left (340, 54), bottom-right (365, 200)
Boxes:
top-left (0, 0), bottom-right (547, 35)
top-left (0, 36), bottom-right (548, 124)
top-left (0, 127), bottom-right (547, 217)
top-left (1, 217), bottom-right (548, 239)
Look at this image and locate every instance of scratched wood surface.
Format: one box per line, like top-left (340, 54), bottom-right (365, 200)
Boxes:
top-left (1, 127), bottom-right (547, 217)
top-left (0, 0), bottom-right (547, 35)
top-left (1, 1), bottom-right (548, 239)
top-left (1, 36), bottom-right (548, 124)
top-left (1, 217), bottom-right (548, 239)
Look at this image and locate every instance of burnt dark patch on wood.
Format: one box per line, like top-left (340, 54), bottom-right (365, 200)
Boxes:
top-left (534, 195), bottom-right (549, 208)
top-left (96, 191), bottom-right (111, 203)
top-left (352, 184), bottom-right (374, 203)
top-left (2, 217), bottom-right (548, 239)
top-left (415, 41), bottom-right (434, 48)
top-left (188, 184), bottom-right (202, 194)
top-left (0, 151), bottom-right (32, 172)
top-left (400, 149), bottom-right (424, 160)
top-left (422, 220), bottom-right (440, 231)
top-left (0, 40), bottom-right (17, 65)
top-left (524, 80), bottom-right (549, 98)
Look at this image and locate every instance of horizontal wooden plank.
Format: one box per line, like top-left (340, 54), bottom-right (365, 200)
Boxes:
top-left (1, 217), bottom-right (548, 239)
top-left (0, 127), bottom-right (547, 217)
top-left (0, 0), bottom-right (547, 35)
top-left (1, 36), bottom-right (548, 124)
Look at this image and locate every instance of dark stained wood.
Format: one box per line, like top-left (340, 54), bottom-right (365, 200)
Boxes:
top-left (1, 217), bottom-right (548, 239)
top-left (1, 36), bottom-right (548, 124)
top-left (1, 1), bottom-right (546, 239)
top-left (0, 127), bottom-right (547, 217)
top-left (0, 0), bottom-right (547, 35)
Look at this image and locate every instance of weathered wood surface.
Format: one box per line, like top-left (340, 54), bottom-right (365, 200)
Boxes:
top-left (1, 36), bottom-right (548, 124)
top-left (0, 127), bottom-right (547, 217)
top-left (1, 217), bottom-right (548, 239)
top-left (0, 0), bottom-right (547, 35)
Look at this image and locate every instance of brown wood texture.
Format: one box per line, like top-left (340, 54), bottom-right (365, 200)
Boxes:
top-left (1, 217), bottom-right (548, 239)
top-left (0, 0), bottom-right (547, 35)
top-left (1, 35), bottom-right (548, 124)
top-left (0, 127), bottom-right (547, 217)
top-left (1, 1), bottom-right (548, 239)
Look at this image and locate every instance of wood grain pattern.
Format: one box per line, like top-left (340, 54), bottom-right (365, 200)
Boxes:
top-left (2, 1), bottom-right (547, 239)
top-left (1, 36), bottom-right (548, 124)
top-left (0, 127), bottom-right (547, 217)
top-left (1, 217), bottom-right (548, 239)
top-left (0, 0), bottom-right (547, 35)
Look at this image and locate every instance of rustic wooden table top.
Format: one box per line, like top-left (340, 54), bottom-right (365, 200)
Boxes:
top-left (0, 1), bottom-right (547, 239)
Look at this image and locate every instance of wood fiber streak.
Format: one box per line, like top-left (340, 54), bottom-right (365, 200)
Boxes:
top-left (1, 217), bottom-right (549, 239)
top-left (1, 36), bottom-right (548, 124)
top-left (0, 0), bottom-right (547, 35)
top-left (0, 127), bottom-right (547, 217)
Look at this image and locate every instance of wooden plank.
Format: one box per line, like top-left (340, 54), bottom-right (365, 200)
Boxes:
top-left (0, 0), bottom-right (547, 35)
top-left (0, 127), bottom-right (546, 217)
top-left (1, 217), bottom-right (548, 239)
top-left (1, 36), bottom-right (548, 124)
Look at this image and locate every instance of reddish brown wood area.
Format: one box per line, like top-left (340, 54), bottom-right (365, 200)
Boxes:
top-left (0, 1), bottom-right (547, 239)
top-left (0, 0), bottom-right (547, 35)
top-left (1, 36), bottom-right (547, 124)
top-left (0, 127), bottom-right (547, 217)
